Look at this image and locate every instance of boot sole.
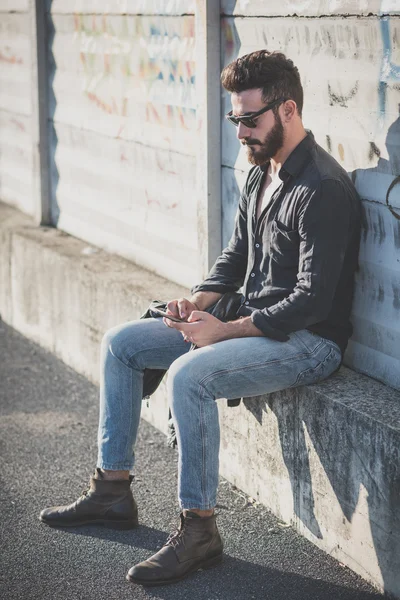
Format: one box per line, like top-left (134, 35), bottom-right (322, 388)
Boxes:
top-left (126, 553), bottom-right (223, 586)
top-left (39, 516), bottom-right (139, 530)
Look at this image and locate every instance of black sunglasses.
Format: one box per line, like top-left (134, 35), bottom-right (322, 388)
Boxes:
top-left (225, 98), bottom-right (288, 128)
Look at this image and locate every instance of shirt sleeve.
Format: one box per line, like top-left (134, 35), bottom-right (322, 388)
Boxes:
top-left (250, 178), bottom-right (354, 338)
top-left (190, 190), bottom-right (249, 295)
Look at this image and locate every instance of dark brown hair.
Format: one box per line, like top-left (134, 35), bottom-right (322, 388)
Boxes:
top-left (221, 50), bottom-right (303, 117)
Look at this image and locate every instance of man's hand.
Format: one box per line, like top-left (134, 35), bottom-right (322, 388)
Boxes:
top-left (165, 298), bottom-right (199, 321)
top-left (164, 312), bottom-right (229, 347)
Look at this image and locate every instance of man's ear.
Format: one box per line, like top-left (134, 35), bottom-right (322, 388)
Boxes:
top-left (283, 100), bottom-right (297, 121)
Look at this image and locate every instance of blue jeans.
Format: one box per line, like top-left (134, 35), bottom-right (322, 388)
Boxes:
top-left (97, 318), bottom-right (341, 510)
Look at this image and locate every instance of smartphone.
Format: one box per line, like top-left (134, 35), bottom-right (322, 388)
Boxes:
top-left (152, 308), bottom-right (186, 322)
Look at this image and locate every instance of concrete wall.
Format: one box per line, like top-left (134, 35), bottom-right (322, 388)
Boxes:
top-left (47, 2), bottom-right (198, 288)
top-left (1, 200), bottom-right (399, 597)
top-left (0, 0), bottom-right (35, 215)
top-left (1, 2), bottom-right (400, 595)
top-left (221, 2), bottom-right (400, 391)
top-left (218, 366), bottom-right (400, 597)
top-left (6, 1), bottom-right (398, 393)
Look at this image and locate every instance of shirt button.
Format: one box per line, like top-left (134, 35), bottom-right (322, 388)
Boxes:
top-left (245, 301), bottom-right (249, 305)
top-left (251, 273), bottom-right (255, 277)
top-left (255, 243), bottom-right (260, 248)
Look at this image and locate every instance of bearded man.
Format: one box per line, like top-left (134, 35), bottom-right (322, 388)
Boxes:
top-left (40, 50), bottom-right (361, 586)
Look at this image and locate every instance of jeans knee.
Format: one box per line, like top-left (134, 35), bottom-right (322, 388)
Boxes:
top-left (167, 357), bottom-right (187, 402)
top-left (168, 354), bottom-right (193, 386)
top-left (101, 324), bottom-right (134, 367)
top-left (168, 354), bottom-right (212, 415)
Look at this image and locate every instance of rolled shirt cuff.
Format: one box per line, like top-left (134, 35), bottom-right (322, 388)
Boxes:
top-left (250, 309), bottom-right (290, 342)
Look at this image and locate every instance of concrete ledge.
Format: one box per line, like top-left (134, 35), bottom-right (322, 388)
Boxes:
top-left (1, 202), bottom-right (399, 597)
top-left (218, 369), bottom-right (400, 597)
top-left (0, 201), bottom-right (184, 432)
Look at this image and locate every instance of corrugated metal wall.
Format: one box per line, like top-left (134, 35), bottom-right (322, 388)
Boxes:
top-left (221, 0), bottom-right (400, 391)
top-left (48, 1), bottom-right (197, 287)
top-left (0, 0), bottom-right (34, 215)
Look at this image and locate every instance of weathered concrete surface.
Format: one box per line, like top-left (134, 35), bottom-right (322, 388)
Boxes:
top-left (48, 10), bottom-right (198, 288)
top-left (3, 2), bottom-right (399, 393)
top-left (222, 17), bottom-right (400, 175)
top-left (221, 0), bottom-right (400, 16)
top-left (218, 369), bottom-right (400, 596)
top-left (0, 201), bottom-right (184, 433)
top-left (195, 0), bottom-right (222, 281)
top-left (0, 6), bottom-right (34, 216)
top-left (49, 0), bottom-right (196, 15)
top-left (1, 202), bottom-right (399, 597)
top-left (0, 321), bottom-right (384, 600)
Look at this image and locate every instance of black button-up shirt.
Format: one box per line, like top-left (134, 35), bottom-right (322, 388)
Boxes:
top-left (191, 133), bottom-right (361, 356)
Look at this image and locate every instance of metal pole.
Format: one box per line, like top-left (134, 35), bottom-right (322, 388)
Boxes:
top-left (195, 0), bottom-right (222, 281)
top-left (31, 0), bottom-right (52, 225)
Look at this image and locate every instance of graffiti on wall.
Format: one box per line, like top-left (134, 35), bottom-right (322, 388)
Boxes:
top-left (72, 13), bottom-right (196, 132)
top-left (379, 17), bottom-right (400, 116)
top-left (222, 14), bottom-right (400, 213)
top-left (374, 10), bottom-right (400, 219)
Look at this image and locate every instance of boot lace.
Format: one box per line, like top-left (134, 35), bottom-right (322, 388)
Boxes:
top-left (75, 485), bottom-right (91, 501)
top-left (78, 470), bottom-right (99, 499)
top-left (78, 477), bottom-right (95, 499)
top-left (165, 515), bottom-right (187, 549)
top-left (79, 486), bottom-right (90, 498)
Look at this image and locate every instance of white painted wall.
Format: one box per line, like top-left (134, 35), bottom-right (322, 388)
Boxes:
top-left (0, 4), bottom-right (34, 215)
top-left (1, 0), bottom-right (399, 391)
top-left (221, 0), bottom-right (400, 17)
top-left (49, 8), bottom-right (198, 288)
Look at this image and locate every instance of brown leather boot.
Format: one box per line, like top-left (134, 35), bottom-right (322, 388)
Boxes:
top-left (126, 511), bottom-right (223, 586)
top-left (39, 469), bottom-right (138, 529)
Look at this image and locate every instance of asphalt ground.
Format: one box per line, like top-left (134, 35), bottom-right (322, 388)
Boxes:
top-left (0, 321), bottom-right (388, 600)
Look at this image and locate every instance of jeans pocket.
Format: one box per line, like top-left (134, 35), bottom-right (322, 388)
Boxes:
top-left (294, 345), bottom-right (341, 387)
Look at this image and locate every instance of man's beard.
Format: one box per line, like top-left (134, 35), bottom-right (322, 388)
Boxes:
top-left (242, 113), bottom-right (285, 166)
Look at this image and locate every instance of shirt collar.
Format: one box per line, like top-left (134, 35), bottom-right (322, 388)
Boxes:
top-left (260, 130), bottom-right (315, 182)
top-left (279, 130), bottom-right (315, 181)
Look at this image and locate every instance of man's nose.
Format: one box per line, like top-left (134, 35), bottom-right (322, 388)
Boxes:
top-left (236, 121), bottom-right (251, 141)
